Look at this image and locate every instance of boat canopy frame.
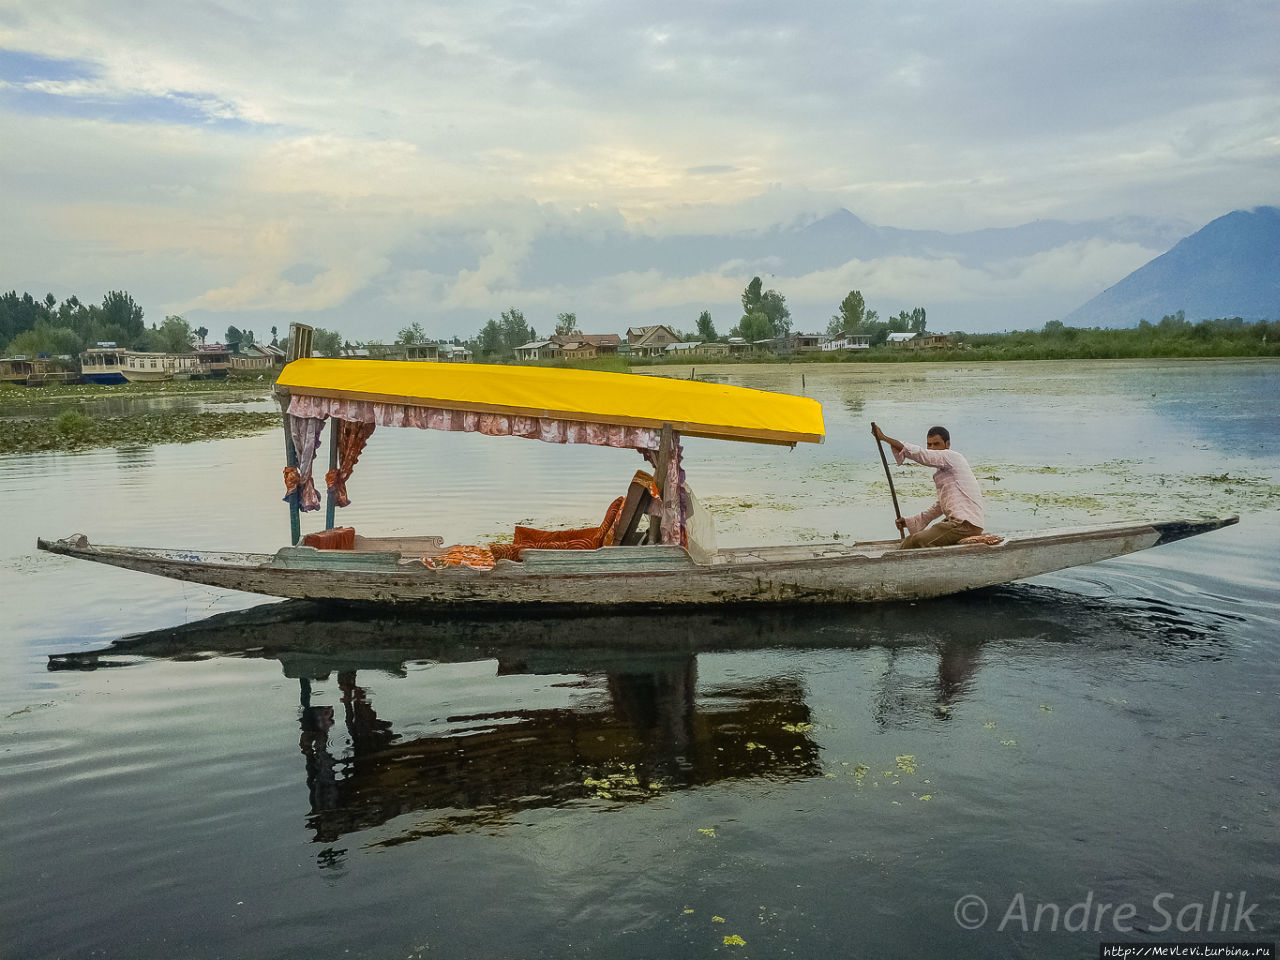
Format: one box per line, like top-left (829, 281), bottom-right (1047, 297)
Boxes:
top-left (273, 327), bottom-right (825, 547)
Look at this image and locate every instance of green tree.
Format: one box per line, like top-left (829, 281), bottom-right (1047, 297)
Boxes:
top-left (225, 326), bottom-right (244, 351)
top-left (196, 326), bottom-right (209, 344)
top-left (732, 311), bottom-right (774, 342)
top-left (55, 296), bottom-right (100, 345)
top-left (759, 290), bottom-right (791, 336)
top-left (100, 291), bottom-right (145, 340)
top-left (555, 312), bottom-right (579, 337)
top-left (475, 319), bottom-right (504, 357)
top-left (696, 310), bottom-right (717, 342)
top-left (829, 290), bottom-right (867, 336)
top-left (148, 315), bottom-right (196, 353)
top-left (1, 291), bottom-right (48, 347)
top-left (738, 277), bottom-right (791, 338)
top-left (909, 307), bottom-right (927, 334)
top-left (7, 322), bottom-right (81, 357)
top-left (270, 325), bottom-right (279, 347)
top-left (499, 308), bottom-right (535, 353)
top-left (312, 327), bottom-right (343, 357)
top-left (865, 319), bottom-right (891, 347)
top-left (396, 322), bottom-right (428, 344)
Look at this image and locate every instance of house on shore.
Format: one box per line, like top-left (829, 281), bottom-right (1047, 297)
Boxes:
top-left (555, 333), bottom-right (620, 356)
top-left (692, 341), bottom-right (731, 358)
top-left (776, 333), bottom-right (828, 355)
top-left (514, 340), bottom-right (560, 361)
top-left (367, 342), bottom-right (440, 361)
top-left (231, 342), bottom-right (286, 370)
top-left (549, 335), bottom-right (598, 360)
top-left (663, 341), bottom-right (704, 359)
top-left (626, 325), bottom-right (680, 358)
top-left (888, 332), bottom-right (950, 349)
top-left (822, 332), bottom-right (871, 351)
top-left (438, 343), bottom-right (473, 362)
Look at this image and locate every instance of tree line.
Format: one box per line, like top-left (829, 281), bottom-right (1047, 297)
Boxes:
top-left (2, 279), bottom-right (915, 362)
top-left (3, 290), bottom-right (155, 356)
top-left (0, 289), bottom-right (349, 359)
top-left (8, 286), bottom-right (1272, 367)
top-left (946, 312), bottom-right (1277, 361)
top-left (675, 278), bottom-right (927, 346)
top-left (392, 278), bottom-right (923, 358)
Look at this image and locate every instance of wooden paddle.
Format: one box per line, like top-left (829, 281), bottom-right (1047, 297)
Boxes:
top-left (871, 422), bottom-right (905, 540)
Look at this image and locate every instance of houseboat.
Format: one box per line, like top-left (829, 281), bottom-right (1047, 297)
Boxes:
top-left (196, 344), bottom-right (231, 379)
top-left (80, 344), bottom-right (128, 385)
top-left (1, 356), bottom-right (79, 386)
top-left (121, 352), bottom-right (210, 382)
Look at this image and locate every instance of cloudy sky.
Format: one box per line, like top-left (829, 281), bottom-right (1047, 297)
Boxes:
top-left (1, 0), bottom-right (1276, 340)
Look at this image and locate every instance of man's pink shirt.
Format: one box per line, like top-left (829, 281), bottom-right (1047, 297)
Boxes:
top-left (893, 442), bottom-right (986, 533)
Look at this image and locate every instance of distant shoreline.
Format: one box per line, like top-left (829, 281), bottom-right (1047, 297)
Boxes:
top-left (3, 354), bottom-right (1274, 456)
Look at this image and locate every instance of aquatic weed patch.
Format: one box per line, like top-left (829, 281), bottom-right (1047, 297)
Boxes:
top-left (0, 378), bottom-right (272, 411)
top-left (0, 411), bottom-right (280, 454)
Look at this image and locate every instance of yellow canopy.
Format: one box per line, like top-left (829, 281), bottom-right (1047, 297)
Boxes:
top-left (277, 359), bottom-right (825, 445)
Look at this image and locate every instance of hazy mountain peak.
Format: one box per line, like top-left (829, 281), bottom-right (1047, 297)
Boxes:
top-left (1062, 206), bottom-right (1280, 327)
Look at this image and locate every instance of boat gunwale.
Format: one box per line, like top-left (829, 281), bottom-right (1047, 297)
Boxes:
top-left (36, 516), bottom-right (1238, 582)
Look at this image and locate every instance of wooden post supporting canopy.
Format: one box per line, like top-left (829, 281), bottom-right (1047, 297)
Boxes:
top-left (279, 323), bottom-right (315, 546)
top-left (648, 424), bottom-right (674, 545)
top-left (325, 417), bottom-right (338, 531)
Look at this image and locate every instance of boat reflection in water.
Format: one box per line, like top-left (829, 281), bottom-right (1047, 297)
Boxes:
top-left (49, 585), bottom-right (1237, 855)
top-left (295, 656), bottom-right (819, 848)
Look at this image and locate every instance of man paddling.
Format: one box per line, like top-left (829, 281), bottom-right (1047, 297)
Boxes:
top-left (870, 424), bottom-right (986, 549)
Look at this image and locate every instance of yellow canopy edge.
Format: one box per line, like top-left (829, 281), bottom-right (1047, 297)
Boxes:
top-left (277, 359), bottom-right (825, 445)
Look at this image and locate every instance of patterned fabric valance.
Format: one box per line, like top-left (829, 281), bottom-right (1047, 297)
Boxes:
top-left (288, 394), bottom-right (662, 450)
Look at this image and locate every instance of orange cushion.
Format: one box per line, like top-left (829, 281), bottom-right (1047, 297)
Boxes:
top-left (513, 497), bottom-right (624, 550)
top-left (301, 527), bottom-right (355, 550)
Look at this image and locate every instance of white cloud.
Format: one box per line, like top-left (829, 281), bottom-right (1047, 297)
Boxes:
top-left (0, 0), bottom-right (1276, 338)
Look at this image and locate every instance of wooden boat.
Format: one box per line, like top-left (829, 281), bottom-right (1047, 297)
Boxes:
top-left (36, 516), bottom-right (1237, 607)
top-left (38, 323), bottom-right (1237, 608)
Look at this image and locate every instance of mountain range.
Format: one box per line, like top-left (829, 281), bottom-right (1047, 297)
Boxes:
top-left (384, 207), bottom-right (1199, 336)
top-left (1061, 206), bottom-right (1280, 327)
top-left (189, 202), bottom-right (1277, 339)
top-left (458, 205), bottom-right (1275, 334)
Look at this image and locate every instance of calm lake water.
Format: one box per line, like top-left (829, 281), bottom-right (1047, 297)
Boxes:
top-left (3, 359), bottom-right (1278, 959)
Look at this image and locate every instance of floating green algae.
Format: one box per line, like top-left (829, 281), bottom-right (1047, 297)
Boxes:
top-left (0, 411), bottom-right (281, 455)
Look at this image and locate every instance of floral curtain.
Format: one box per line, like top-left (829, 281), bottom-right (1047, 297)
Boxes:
top-left (284, 396), bottom-right (686, 541)
top-left (640, 437), bottom-right (687, 547)
top-left (325, 420), bottom-right (376, 508)
top-left (282, 415), bottom-right (325, 512)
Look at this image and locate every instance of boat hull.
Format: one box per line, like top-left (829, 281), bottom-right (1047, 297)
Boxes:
top-left (120, 369), bottom-right (173, 383)
top-left (37, 517), bottom-right (1237, 608)
top-left (81, 372), bottom-right (128, 385)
